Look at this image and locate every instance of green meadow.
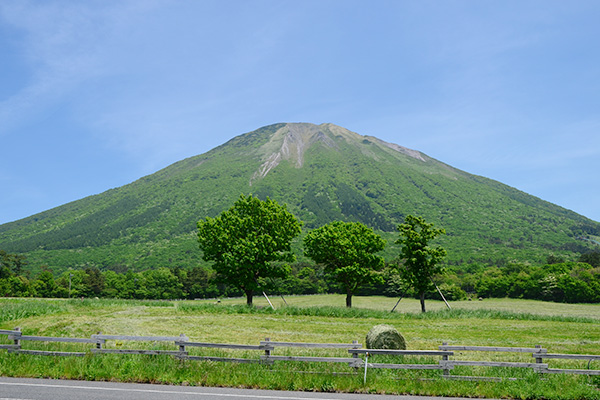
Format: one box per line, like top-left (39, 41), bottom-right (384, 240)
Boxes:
top-left (1, 296), bottom-right (599, 399)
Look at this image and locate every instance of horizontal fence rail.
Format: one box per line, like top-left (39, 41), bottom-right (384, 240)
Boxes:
top-left (3, 328), bottom-right (104, 357)
top-left (352, 349), bottom-right (453, 356)
top-left (440, 360), bottom-right (548, 369)
top-left (90, 333), bottom-right (189, 356)
top-left (349, 349), bottom-right (453, 371)
top-left (13, 335), bottom-right (103, 357)
top-left (19, 336), bottom-right (101, 344)
top-left (175, 340), bottom-right (265, 363)
top-left (1, 328), bottom-right (599, 379)
top-left (91, 334), bottom-right (189, 342)
top-left (0, 329), bottom-right (21, 335)
top-left (260, 338), bottom-right (362, 366)
top-left (439, 345), bottom-right (548, 353)
top-left (437, 343), bottom-right (550, 380)
top-left (261, 340), bottom-right (362, 349)
top-left (535, 353), bottom-right (600, 375)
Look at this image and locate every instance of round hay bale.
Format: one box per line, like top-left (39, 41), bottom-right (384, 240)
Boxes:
top-left (366, 324), bottom-right (406, 350)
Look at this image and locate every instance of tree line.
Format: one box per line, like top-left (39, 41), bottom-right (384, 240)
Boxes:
top-left (1, 252), bottom-right (599, 305)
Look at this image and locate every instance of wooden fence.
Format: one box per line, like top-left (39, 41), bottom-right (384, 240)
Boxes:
top-left (437, 343), bottom-right (548, 381)
top-left (260, 338), bottom-right (362, 365)
top-left (349, 348), bottom-right (454, 371)
top-left (91, 333), bottom-right (189, 356)
top-left (1, 328), bottom-right (599, 379)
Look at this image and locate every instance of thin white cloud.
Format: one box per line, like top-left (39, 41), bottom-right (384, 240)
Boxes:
top-left (0, 1), bottom-right (160, 135)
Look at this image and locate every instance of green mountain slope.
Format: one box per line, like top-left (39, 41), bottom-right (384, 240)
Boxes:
top-left (1, 123), bottom-right (598, 273)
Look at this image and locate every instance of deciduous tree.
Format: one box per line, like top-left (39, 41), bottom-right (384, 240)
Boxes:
top-left (0, 250), bottom-right (27, 275)
top-left (304, 221), bottom-right (385, 308)
top-left (197, 195), bottom-right (302, 305)
top-left (396, 215), bottom-right (446, 312)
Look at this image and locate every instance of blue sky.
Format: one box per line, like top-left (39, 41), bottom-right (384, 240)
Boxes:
top-left (1, 1), bottom-right (599, 225)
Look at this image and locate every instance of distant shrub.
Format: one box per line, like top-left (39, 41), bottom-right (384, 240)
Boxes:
top-left (439, 284), bottom-right (467, 301)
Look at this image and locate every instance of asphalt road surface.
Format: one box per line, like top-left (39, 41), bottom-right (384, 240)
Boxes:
top-left (0, 377), bottom-right (476, 400)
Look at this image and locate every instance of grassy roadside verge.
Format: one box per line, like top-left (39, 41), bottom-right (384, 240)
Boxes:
top-left (1, 296), bottom-right (599, 399)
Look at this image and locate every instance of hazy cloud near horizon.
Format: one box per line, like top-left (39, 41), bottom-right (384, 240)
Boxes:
top-left (0, 0), bottom-right (599, 224)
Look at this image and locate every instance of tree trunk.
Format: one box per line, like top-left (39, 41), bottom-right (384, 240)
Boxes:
top-left (346, 290), bottom-right (352, 308)
top-left (245, 290), bottom-right (253, 306)
top-left (420, 292), bottom-right (426, 313)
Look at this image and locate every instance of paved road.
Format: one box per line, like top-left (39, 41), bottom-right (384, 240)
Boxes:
top-left (0, 377), bottom-right (474, 400)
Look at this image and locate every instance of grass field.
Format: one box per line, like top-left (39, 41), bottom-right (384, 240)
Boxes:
top-left (215, 294), bottom-right (600, 320)
top-left (1, 295), bottom-right (599, 399)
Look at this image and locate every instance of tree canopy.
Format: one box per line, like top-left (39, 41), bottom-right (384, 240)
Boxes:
top-left (197, 194), bottom-right (302, 305)
top-left (396, 215), bottom-right (447, 312)
top-left (304, 220), bottom-right (385, 307)
top-left (0, 249), bottom-right (27, 275)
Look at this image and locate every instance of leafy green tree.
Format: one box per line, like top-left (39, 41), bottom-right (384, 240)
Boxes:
top-left (579, 250), bottom-right (600, 268)
top-left (273, 262), bottom-right (328, 296)
top-left (546, 254), bottom-right (566, 265)
top-left (0, 275), bottom-right (32, 297)
top-left (0, 250), bottom-right (27, 275)
top-left (101, 270), bottom-right (127, 298)
top-left (183, 267), bottom-right (219, 299)
top-left (395, 215), bottom-right (447, 312)
top-left (197, 194), bottom-right (302, 305)
top-left (123, 270), bottom-right (142, 299)
top-left (32, 269), bottom-right (58, 298)
top-left (304, 221), bottom-right (385, 308)
top-left (82, 267), bottom-right (105, 297)
top-left (0, 265), bottom-right (11, 280)
top-left (62, 270), bottom-right (87, 298)
top-left (140, 268), bottom-right (183, 299)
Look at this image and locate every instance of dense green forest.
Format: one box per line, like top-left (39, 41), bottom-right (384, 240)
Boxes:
top-left (2, 249), bottom-right (599, 303)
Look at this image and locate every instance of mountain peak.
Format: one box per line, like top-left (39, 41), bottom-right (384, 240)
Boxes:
top-left (251, 123), bottom-right (336, 183)
top-left (250, 123), bottom-right (425, 183)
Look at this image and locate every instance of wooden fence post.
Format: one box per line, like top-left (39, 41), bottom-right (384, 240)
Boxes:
top-left (442, 342), bottom-right (450, 376)
top-left (13, 327), bottom-right (21, 349)
top-left (96, 332), bottom-right (103, 350)
top-left (264, 338), bottom-right (271, 357)
top-left (351, 340), bottom-right (359, 360)
top-left (179, 334), bottom-right (186, 353)
top-left (535, 345), bottom-right (543, 365)
top-left (351, 340), bottom-right (359, 370)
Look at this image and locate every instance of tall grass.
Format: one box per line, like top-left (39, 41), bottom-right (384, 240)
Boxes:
top-left (0, 298), bottom-right (175, 324)
top-left (176, 302), bottom-right (600, 324)
top-left (0, 299), bottom-right (70, 323)
top-left (0, 351), bottom-right (598, 399)
top-left (3, 298), bottom-right (596, 324)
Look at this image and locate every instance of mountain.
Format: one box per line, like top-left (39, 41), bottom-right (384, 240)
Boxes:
top-left (1, 123), bottom-right (598, 274)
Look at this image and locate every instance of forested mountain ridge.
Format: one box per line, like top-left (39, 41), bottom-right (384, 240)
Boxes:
top-left (1, 122), bottom-right (598, 274)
